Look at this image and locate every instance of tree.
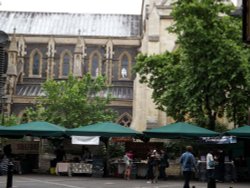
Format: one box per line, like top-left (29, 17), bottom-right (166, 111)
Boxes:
top-left (25, 74), bottom-right (117, 128)
top-left (134, 0), bottom-right (250, 130)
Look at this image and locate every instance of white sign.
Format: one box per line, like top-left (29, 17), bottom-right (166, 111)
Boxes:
top-left (71, 136), bottom-right (100, 145)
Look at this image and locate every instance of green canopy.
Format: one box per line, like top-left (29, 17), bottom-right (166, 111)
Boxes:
top-left (0, 121), bottom-right (66, 137)
top-left (143, 122), bottom-right (220, 138)
top-left (225, 125), bottom-right (250, 137)
top-left (66, 122), bottom-right (142, 137)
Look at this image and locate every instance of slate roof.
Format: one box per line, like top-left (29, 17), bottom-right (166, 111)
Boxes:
top-left (16, 84), bottom-right (133, 99)
top-left (0, 11), bottom-right (141, 37)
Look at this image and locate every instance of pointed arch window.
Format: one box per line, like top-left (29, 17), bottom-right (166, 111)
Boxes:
top-left (62, 54), bottom-right (70, 76)
top-left (33, 53), bottom-right (40, 75)
top-left (89, 51), bottom-right (102, 77)
top-left (119, 52), bottom-right (131, 80)
top-left (29, 49), bottom-right (42, 77)
top-left (59, 50), bottom-right (72, 78)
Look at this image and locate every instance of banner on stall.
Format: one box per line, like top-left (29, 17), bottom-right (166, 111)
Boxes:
top-left (200, 136), bottom-right (237, 144)
top-left (71, 136), bottom-right (100, 145)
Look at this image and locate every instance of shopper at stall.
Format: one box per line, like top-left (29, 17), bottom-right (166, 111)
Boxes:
top-left (146, 149), bottom-right (160, 183)
top-left (123, 150), bottom-right (133, 180)
top-left (159, 149), bottom-right (169, 180)
top-left (180, 146), bottom-right (196, 188)
top-left (206, 150), bottom-right (216, 188)
top-left (81, 146), bottom-right (92, 161)
top-left (55, 145), bottom-right (66, 163)
top-left (216, 149), bottom-right (225, 182)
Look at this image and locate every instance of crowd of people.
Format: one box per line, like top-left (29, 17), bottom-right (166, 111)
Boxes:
top-left (179, 145), bottom-right (237, 188)
top-left (122, 145), bottom-right (237, 188)
top-left (123, 148), bottom-right (169, 183)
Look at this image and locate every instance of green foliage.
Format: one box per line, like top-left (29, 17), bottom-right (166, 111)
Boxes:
top-left (108, 143), bottom-right (125, 158)
top-left (0, 114), bottom-right (20, 126)
top-left (25, 74), bottom-right (117, 128)
top-left (134, 0), bottom-right (250, 130)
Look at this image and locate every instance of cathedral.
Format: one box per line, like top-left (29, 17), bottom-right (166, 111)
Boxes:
top-left (0, 0), bottom-right (177, 131)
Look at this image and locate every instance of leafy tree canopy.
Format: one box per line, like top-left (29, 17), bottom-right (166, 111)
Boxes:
top-left (134, 0), bottom-right (250, 130)
top-left (25, 74), bottom-right (117, 128)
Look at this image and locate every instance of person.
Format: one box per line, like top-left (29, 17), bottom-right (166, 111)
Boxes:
top-left (81, 146), bottom-right (92, 161)
top-left (152, 149), bottom-right (160, 183)
top-left (146, 149), bottom-right (153, 182)
top-left (0, 145), bottom-right (12, 175)
top-left (123, 150), bottom-right (133, 180)
top-left (216, 149), bottom-right (225, 182)
top-left (206, 150), bottom-right (216, 188)
top-left (55, 145), bottom-right (66, 163)
top-left (180, 146), bottom-right (196, 188)
top-left (159, 149), bottom-right (169, 180)
top-left (146, 149), bottom-right (160, 183)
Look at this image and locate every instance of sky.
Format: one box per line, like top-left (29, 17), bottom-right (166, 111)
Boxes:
top-left (0, 0), bottom-right (143, 14)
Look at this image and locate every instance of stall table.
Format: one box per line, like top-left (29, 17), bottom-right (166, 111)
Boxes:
top-left (110, 161), bottom-right (147, 178)
top-left (56, 162), bottom-right (92, 176)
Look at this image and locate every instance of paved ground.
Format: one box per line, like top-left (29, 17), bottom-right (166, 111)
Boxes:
top-left (0, 174), bottom-right (249, 188)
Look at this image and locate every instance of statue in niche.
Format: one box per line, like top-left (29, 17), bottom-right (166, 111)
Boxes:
top-left (95, 67), bottom-right (99, 77)
top-left (121, 67), bottom-right (127, 78)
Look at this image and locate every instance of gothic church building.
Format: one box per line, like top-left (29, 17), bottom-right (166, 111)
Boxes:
top-left (0, 0), bottom-right (176, 131)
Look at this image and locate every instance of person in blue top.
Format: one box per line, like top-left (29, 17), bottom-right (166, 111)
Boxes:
top-left (180, 145), bottom-right (196, 188)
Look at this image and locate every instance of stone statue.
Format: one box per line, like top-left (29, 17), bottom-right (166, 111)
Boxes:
top-left (121, 67), bottom-right (127, 78)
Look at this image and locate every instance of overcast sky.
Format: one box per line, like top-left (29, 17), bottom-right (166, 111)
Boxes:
top-left (0, 0), bottom-right (143, 14)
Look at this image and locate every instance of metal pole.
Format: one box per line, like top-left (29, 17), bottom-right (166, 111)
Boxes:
top-left (6, 161), bottom-right (14, 188)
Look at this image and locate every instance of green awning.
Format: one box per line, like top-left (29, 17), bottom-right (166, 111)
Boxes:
top-left (0, 121), bottom-right (66, 137)
top-left (143, 122), bottom-right (220, 138)
top-left (225, 125), bottom-right (250, 137)
top-left (66, 122), bottom-right (142, 137)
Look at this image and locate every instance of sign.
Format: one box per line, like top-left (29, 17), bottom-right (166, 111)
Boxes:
top-left (71, 136), bottom-right (100, 145)
top-left (111, 137), bottom-right (133, 142)
top-left (200, 136), bottom-right (237, 144)
top-left (6, 141), bottom-right (39, 154)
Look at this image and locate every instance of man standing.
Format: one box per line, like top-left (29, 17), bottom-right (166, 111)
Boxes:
top-left (180, 146), bottom-right (196, 188)
top-left (206, 150), bottom-right (216, 188)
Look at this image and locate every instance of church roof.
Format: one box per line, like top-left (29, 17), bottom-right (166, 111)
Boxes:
top-left (16, 84), bottom-right (133, 99)
top-left (0, 11), bottom-right (141, 38)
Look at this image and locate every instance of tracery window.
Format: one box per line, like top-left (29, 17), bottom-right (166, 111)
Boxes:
top-left (119, 52), bottom-right (131, 80)
top-left (62, 54), bottom-right (70, 76)
top-left (89, 51), bottom-right (102, 77)
top-left (33, 53), bottom-right (39, 75)
top-left (117, 112), bottom-right (132, 127)
top-left (29, 49), bottom-right (43, 77)
top-left (59, 50), bottom-right (72, 78)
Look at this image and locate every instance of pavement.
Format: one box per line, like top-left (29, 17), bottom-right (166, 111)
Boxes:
top-left (0, 174), bottom-right (249, 188)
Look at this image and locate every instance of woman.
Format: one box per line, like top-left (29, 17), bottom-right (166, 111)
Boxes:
top-left (123, 151), bottom-right (133, 180)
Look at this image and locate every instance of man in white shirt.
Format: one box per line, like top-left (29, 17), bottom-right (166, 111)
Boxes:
top-left (206, 150), bottom-right (216, 188)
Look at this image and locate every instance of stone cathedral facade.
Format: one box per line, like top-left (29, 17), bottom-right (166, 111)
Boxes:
top-left (0, 0), bottom-right (177, 131)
